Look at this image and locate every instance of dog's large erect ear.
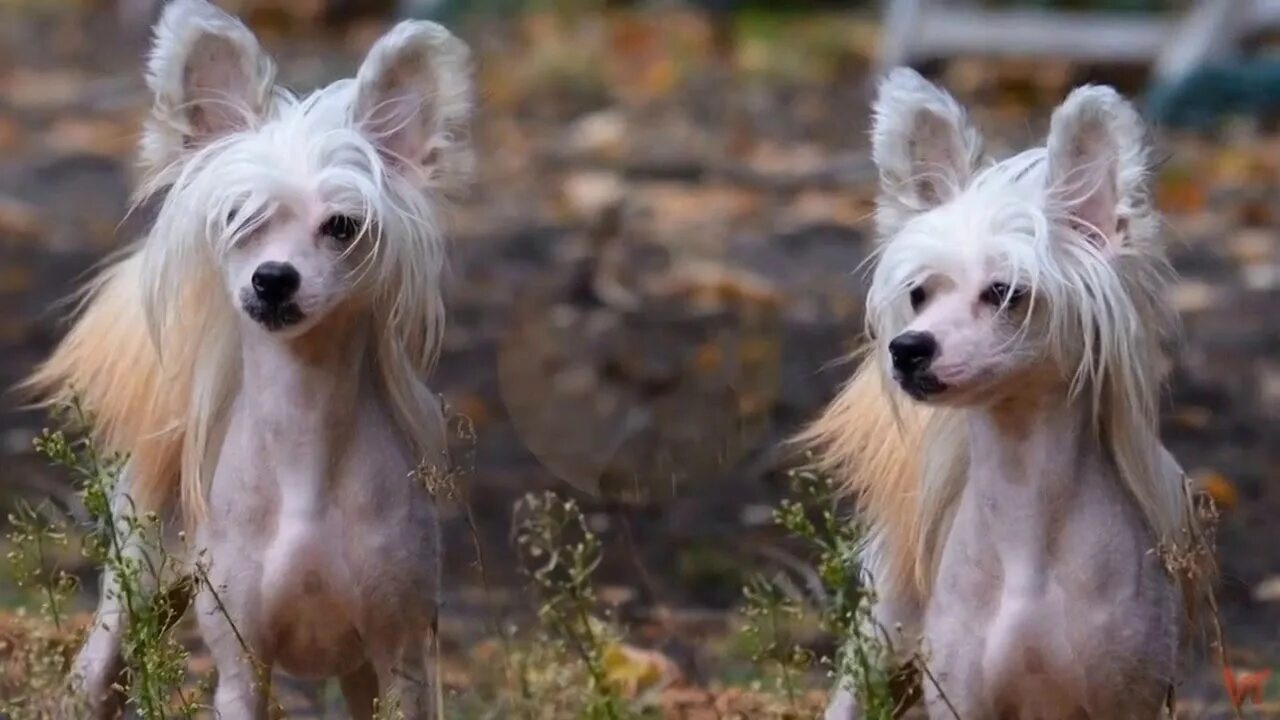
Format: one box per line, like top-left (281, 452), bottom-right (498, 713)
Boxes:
top-left (142, 0), bottom-right (276, 173)
top-left (871, 68), bottom-right (982, 236)
top-left (1045, 86), bottom-right (1148, 251)
top-left (353, 21), bottom-right (473, 190)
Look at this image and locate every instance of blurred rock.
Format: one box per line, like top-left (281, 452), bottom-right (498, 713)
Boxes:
top-left (560, 170), bottom-right (625, 223)
top-left (1254, 576), bottom-right (1280, 603)
top-left (1, 69), bottom-right (87, 111)
top-left (43, 117), bottom-right (134, 159)
top-left (1170, 279), bottom-right (1218, 314)
top-left (0, 197), bottom-right (44, 241)
top-left (563, 109), bottom-right (629, 161)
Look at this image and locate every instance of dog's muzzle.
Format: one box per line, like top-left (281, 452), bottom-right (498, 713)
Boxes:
top-left (896, 372), bottom-right (948, 401)
top-left (242, 261), bottom-right (306, 330)
top-left (240, 288), bottom-right (305, 331)
top-left (889, 331), bottom-right (947, 399)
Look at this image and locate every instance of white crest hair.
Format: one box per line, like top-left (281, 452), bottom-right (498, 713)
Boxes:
top-left (802, 72), bottom-right (1193, 601)
top-left (134, 0), bottom-right (473, 520)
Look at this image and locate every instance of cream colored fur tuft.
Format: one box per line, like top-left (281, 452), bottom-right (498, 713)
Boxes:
top-left (795, 358), bottom-right (930, 602)
top-left (24, 254), bottom-right (186, 514)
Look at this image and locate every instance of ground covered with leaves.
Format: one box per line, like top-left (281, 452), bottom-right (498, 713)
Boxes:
top-left (1, 2), bottom-right (1278, 718)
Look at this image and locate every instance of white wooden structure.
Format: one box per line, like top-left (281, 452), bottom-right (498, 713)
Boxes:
top-left (882, 0), bottom-right (1280, 83)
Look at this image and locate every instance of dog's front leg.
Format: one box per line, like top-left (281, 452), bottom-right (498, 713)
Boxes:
top-left (340, 662), bottom-right (380, 720)
top-left (196, 575), bottom-right (272, 720)
top-left (70, 560), bottom-right (127, 720)
top-left (200, 618), bottom-right (271, 719)
top-left (70, 464), bottom-right (177, 719)
top-left (374, 647), bottom-right (437, 719)
top-left (371, 615), bottom-right (440, 720)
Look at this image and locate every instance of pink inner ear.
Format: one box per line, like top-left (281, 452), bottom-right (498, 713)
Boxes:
top-left (359, 48), bottom-right (436, 170)
top-left (1059, 152), bottom-right (1121, 248)
top-left (1053, 122), bottom-right (1123, 249)
top-left (908, 109), bottom-right (966, 206)
top-left (183, 34), bottom-right (256, 142)
top-left (364, 92), bottom-right (430, 166)
top-left (1071, 168), bottom-right (1118, 248)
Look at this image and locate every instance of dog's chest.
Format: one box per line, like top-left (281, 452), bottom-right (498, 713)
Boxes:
top-left (206, 394), bottom-right (440, 677)
top-left (923, 476), bottom-right (1178, 718)
top-left (259, 512), bottom-right (365, 677)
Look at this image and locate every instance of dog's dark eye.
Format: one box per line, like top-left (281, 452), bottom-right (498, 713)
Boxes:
top-left (909, 285), bottom-right (927, 311)
top-left (319, 214), bottom-right (361, 244)
top-left (226, 205), bottom-right (261, 235)
top-left (981, 282), bottom-right (1026, 308)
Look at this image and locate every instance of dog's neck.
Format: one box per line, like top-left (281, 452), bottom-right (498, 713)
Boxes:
top-left (243, 306), bottom-right (368, 387)
top-left (237, 305), bottom-right (373, 462)
top-left (963, 379), bottom-right (1102, 572)
top-left (968, 388), bottom-right (1093, 488)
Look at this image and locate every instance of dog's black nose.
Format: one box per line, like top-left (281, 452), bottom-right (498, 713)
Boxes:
top-left (252, 262), bottom-right (300, 304)
top-left (889, 331), bottom-right (938, 374)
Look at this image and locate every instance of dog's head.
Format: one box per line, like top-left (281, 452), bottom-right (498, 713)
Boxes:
top-left (865, 69), bottom-right (1159, 407)
top-left (140, 0), bottom-right (470, 340)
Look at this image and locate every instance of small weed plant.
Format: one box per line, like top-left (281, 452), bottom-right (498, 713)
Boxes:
top-left (3, 398), bottom-right (207, 719)
top-left (511, 491), bottom-right (652, 720)
top-left (740, 466), bottom-right (908, 719)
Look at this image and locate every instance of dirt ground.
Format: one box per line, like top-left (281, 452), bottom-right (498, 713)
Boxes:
top-left (1, 3), bottom-right (1278, 717)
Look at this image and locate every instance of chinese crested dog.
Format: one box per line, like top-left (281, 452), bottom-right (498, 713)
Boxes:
top-left (802, 70), bottom-right (1203, 718)
top-left (27, 1), bottom-right (471, 716)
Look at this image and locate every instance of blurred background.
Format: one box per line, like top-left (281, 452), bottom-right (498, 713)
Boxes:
top-left (0, 0), bottom-right (1277, 716)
